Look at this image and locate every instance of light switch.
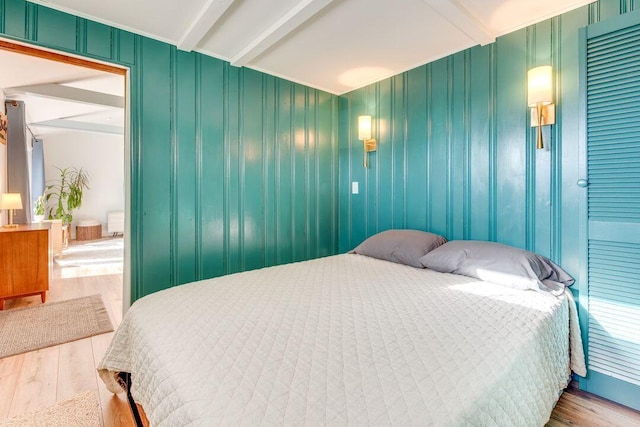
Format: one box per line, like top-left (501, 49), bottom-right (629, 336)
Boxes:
top-left (352, 182), bottom-right (359, 194)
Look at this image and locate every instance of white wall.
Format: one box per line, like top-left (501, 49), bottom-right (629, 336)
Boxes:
top-left (0, 93), bottom-right (6, 226)
top-left (43, 130), bottom-right (124, 238)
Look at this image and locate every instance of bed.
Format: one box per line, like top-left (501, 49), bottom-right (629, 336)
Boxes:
top-left (99, 232), bottom-right (586, 426)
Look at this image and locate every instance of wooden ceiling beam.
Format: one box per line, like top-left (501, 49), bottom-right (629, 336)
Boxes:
top-left (177, 0), bottom-right (238, 52)
top-left (231, 0), bottom-right (336, 67)
top-left (30, 119), bottom-right (123, 135)
top-left (4, 84), bottom-right (124, 109)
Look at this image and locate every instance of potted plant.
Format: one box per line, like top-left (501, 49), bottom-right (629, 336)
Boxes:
top-left (33, 195), bottom-right (46, 222)
top-left (45, 167), bottom-right (90, 246)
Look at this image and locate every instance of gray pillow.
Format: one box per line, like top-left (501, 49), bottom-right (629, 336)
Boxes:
top-left (349, 229), bottom-right (447, 268)
top-left (419, 240), bottom-right (574, 295)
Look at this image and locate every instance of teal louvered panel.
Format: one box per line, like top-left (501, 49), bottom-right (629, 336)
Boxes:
top-left (587, 240), bottom-right (640, 386)
top-left (587, 23), bottom-right (640, 222)
top-left (585, 16), bottom-right (640, 410)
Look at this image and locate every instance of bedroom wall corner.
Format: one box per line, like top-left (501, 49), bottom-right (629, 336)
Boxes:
top-left (337, 0), bottom-right (637, 280)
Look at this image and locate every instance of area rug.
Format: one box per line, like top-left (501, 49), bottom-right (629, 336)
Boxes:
top-left (0, 295), bottom-right (114, 359)
top-left (55, 237), bottom-right (123, 268)
top-left (0, 390), bottom-right (100, 426)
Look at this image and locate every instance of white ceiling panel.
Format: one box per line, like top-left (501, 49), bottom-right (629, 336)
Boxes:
top-left (460, 0), bottom-right (593, 36)
top-left (0, 50), bottom-right (104, 88)
top-left (29, 0), bottom-right (204, 42)
top-left (26, 0), bottom-right (596, 94)
top-left (248, 0), bottom-right (475, 93)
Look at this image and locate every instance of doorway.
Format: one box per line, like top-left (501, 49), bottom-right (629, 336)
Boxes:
top-left (0, 39), bottom-right (130, 312)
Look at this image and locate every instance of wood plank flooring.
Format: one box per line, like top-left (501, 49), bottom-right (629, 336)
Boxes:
top-left (0, 237), bottom-right (639, 426)
top-left (547, 384), bottom-right (640, 426)
top-left (0, 237), bottom-right (133, 426)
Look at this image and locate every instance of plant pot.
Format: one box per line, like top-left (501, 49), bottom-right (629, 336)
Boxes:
top-left (33, 214), bottom-right (45, 223)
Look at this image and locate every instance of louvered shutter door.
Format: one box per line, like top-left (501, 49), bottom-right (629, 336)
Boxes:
top-left (585, 18), bottom-right (640, 409)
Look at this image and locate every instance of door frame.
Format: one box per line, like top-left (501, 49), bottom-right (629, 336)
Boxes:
top-left (0, 37), bottom-right (132, 311)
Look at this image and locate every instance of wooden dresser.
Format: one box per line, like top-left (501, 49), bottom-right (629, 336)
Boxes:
top-left (0, 223), bottom-right (51, 310)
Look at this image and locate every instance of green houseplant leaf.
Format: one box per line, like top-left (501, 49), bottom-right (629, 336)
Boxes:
top-left (33, 195), bottom-right (46, 216)
top-left (45, 167), bottom-right (90, 226)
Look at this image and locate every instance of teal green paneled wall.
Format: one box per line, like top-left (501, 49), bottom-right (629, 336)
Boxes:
top-left (0, 0), bottom-right (339, 301)
top-left (338, 0), bottom-right (636, 282)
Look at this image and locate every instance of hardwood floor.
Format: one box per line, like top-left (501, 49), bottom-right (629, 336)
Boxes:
top-left (0, 237), bottom-right (133, 426)
top-left (548, 383), bottom-right (640, 426)
top-left (0, 238), bottom-right (638, 426)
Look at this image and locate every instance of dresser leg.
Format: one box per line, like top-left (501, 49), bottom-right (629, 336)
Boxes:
top-left (0, 299), bottom-right (4, 310)
top-left (41, 292), bottom-right (46, 304)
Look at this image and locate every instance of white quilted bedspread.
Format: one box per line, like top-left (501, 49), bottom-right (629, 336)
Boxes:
top-left (98, 254), bottom-right (585, 426)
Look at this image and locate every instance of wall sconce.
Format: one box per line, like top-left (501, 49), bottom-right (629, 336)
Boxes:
top-left (527, 65), bottom-right (555, 149)
top-left (358, 115), bottom-right (377, 168)
top-left (0, 193), bottom-right (23, 228)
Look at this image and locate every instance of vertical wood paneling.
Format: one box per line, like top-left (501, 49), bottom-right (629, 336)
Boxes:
top-left (129, 39), bottom-right (143, 301)
top-left (429, 59), bottom-right (449, 236)
top-left (277, 80), bottom-right (293, 260)
top-left (3, 0), bottom-right (26, 39)
top-left (35, 6), bottom-right (76, 51)
top-left (242, 68), bottom-right (264, 271)
top-left (559, 6), bottom-right (589, 278)
top-left (293, 85), bottom-right (307, 261)
top-left (392, 74), bottom-right (406, 230)
top-left (117, 31), bottom-right (135, 65)
top-left (199, 55), bottom-right (225, 280)
top-left (450, 53), bottom-right (468, 240)
top-left (225, 65), bottom-right (239, 274)
top-left (312, 93), bottom-right (330, 256)
top-left (337, 95), bottom-right (351, 252)
top-left (488, 43), bottom-right (498, 242)
top-left (468, 45), bottom-right (492, 241)
top-left (551, 16), bottom-right (562, 262)
top-left (600, 0), bottom-right (623, 20)
top-left (349, 88), bottom-right (368, 248)
top-left (405, 67), bottom-right (428, 232)
top-left (533, 19), bottom-right (553, 259)
top-left (262, 75), bottom-right (276, 267)
top-left (336, 3), bottom-right (608, 267)
top-left (139, 37), bottom-right (172, 295)
top-left (175, 49), bottom-right (197, 285)
top-left (85, 21), bottom-right (111, 59)
top-left (365, 85), bottom-right (376, 238)
top-left (194, 54), bottom-right (202, 279)
top-left (376, 79), bottom-right (393, 233)
top-left (495, 29), bottom-right (527, 248)
top-left (0, 0), bottom-right (338, 301)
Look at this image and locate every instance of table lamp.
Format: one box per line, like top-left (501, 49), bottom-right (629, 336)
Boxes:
top-left (0, 193), bottom-right (23, 228)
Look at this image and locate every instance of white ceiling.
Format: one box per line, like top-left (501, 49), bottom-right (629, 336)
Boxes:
top-left (26, 0), bottom-right (594, 95)
top-left (0, 50), bottom-right (124, 136)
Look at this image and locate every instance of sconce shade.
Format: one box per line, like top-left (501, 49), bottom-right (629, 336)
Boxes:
top-left (358, 115), bottom-right (372, 140)
top-left (527, 66), bottom-right (553, 107)
top-left (0, 193), bottom-right (22, 210)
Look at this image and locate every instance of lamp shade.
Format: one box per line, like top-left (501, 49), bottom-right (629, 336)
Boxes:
top-left (0, 193), bottom-right (23, 210)
top-left (358, 115), bottom-right (372, 140)
top-left (527, 66), bottom-right (553, 107)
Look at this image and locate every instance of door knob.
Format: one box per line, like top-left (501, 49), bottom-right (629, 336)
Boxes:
top-left (577, 179), bottom-right (588, 188)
